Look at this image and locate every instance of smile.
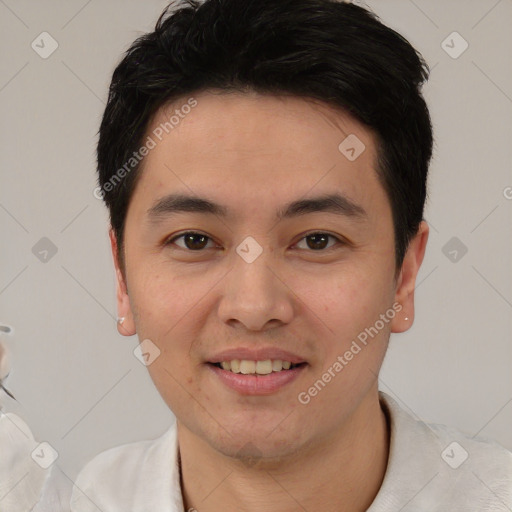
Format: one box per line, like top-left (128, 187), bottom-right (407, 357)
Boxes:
top-left (207, 361), bottom-right (308, 395)
top-left (212, 359), bottom-right (304, 375)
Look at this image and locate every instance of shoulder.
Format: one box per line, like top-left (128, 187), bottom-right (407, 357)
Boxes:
top-left (427, 418), bottom-right (512, 492)
top-left (70, 423), bottom-right (179, 512)
top-left (375, 392), bottom-right (512, 511)
top-left (425, 420), bottom-right (512, 510)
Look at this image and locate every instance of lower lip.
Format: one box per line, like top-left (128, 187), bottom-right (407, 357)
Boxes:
top-left (207, 363), bottom-right (307, 395)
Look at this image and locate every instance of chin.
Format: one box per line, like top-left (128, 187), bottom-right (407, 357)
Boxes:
top-left (220, 440), bottom-right (301, 468)
top-left (208, 425), bottom-right (306, 463)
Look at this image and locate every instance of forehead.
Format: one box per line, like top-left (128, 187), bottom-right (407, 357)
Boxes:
top-left (129, 90), bottom-right (388, 223)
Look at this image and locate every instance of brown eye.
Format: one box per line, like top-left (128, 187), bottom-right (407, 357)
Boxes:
top-left (295, 232), bottom-right (341, 251)
top-left (167, 232), bottom-right (214, 251)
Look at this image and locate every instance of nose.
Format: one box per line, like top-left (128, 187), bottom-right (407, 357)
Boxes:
top-left (217, 241), bottom-right (294, 332)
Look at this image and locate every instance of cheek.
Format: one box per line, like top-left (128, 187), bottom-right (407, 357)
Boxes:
top-left (304, 265), bottom-right (393, 392)
top-left (295, 272), bottom-right (392, 417)
top-left (139, 282), bottom-right (206, 416)
top-left (146, 358), bottom-right (203, 428)
top-left (307, 265), bottom-right (391, 337)
top-left (128, 272), bottom-right (203, 407)
top-left (129, 265), bottom-right (199, 338)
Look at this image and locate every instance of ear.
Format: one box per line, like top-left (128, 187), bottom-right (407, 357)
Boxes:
top-left (390, 220), bottom-right (429, 333)
top-left (109, 228), bottom-right (136, 336)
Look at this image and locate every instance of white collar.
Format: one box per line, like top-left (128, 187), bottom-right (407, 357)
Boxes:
top-left (71, 391), bottom-right (512, 511)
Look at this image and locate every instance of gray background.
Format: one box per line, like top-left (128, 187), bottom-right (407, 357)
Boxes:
top-left (1, 0), bottom-right (511, 481)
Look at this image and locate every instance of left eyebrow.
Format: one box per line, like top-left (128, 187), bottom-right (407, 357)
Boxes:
top-left (278, 193), bottom-right (367, 220)
top-left (146, 192), bottom-right (367, 223)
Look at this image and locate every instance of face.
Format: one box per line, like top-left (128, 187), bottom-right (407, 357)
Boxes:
top-left (111, 90), bottom-right (427, 460)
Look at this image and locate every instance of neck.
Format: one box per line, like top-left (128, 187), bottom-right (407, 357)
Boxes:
top-left (178, 389), bottom-right (390, 512)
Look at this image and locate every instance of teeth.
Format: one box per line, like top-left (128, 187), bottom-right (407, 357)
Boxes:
top-left (255, 360), bottom-right (273, 374)
top-left (240, 360), bottom-right (256, 374)
top-left (216, 359), bottom-right (298, 375)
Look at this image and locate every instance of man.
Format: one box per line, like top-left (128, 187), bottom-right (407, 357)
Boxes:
top-left (71, 0), bottom-right (512, 510)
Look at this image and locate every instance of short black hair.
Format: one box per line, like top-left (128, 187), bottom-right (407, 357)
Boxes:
top-left (96, 0), bottom-right (433, 276)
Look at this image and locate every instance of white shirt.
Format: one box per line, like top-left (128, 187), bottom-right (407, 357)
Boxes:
top-left (0, 412), bottom-right (71, 512)
top-left (70, 391), bottom-right (512, 511)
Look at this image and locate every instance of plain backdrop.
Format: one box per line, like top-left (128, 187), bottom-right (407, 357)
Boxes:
top-left (1, 0), bottom-right (511, 481)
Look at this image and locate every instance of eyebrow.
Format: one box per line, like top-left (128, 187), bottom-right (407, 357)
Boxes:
top-left (146, 192), bottom-right (367, 223)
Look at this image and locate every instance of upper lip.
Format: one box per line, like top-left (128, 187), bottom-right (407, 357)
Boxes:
top-left (207, 347), bottom-right (307, 365)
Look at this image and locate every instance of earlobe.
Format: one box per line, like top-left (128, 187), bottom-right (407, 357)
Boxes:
top-left (109, 228), bottom-right (136, 337)
top-left (390, 220), bottom-right (429, 333)
top-left (116, 315), bottom-right (133, 337)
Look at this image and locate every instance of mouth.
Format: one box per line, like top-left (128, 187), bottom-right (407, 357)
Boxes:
top-left (206, 360), bottom-right (308, 395)
top-left (208, 360), bottom-right (307, 374)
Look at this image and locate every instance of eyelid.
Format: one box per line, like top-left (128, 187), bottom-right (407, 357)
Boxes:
top-left (165, 230), bottom-right (218, 249)
top-left (293, 230), bottom-right (345, 250)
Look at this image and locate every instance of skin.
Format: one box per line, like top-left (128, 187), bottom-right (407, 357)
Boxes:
top-left (110, 90), bottom-right (428, 512)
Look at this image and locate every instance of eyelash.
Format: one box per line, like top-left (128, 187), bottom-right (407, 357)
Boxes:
top-left (165, 231), bottom-right (345, 252)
